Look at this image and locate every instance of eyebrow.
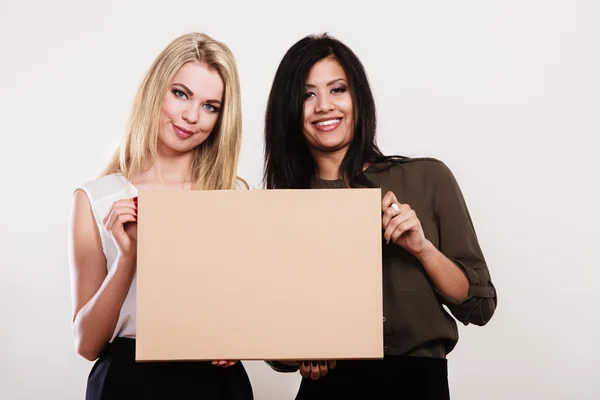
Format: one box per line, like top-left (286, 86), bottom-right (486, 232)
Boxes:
top-left (305, 78), bottom-right (347, 89)
top-left (173, 83), bottom-right (222, 105)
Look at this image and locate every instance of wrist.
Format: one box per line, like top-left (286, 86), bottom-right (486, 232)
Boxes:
top-left (413, 239), bottom-right (437, 262)
top-left (116, 254), bottom-right (137, 269)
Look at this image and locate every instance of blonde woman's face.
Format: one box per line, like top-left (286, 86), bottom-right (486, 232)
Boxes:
top-left (158, 62), bottom-right (224, 154)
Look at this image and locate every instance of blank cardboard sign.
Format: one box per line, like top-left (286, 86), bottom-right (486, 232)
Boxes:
top-left (135, 188), bottom-right (383, 362)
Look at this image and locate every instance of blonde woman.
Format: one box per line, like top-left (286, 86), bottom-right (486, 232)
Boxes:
top-left (68, 33), bottom-right (253, 399)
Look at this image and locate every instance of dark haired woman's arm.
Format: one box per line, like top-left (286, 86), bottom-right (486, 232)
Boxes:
top-left (381, 160), bottom-right (496, 326)
top-left (382, 190), bottom-right (470, 302)
top-left (428, 161), bottom-right (497, 326)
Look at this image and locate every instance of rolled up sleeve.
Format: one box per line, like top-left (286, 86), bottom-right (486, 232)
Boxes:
top-left (431, 160), bottom-right (497, 326)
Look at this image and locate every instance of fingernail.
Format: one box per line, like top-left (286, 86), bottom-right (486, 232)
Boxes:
top-left (312, 361), bottom-right (317, 366)
top-left (320, 360), bottom-right (326, 365)
top-left (303, 361), bottom-right (309, 367)
top-left (133, 197), bottom-right (138, 207)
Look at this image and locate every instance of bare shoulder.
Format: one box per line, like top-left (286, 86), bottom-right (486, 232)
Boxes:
top-left (70, 189), bottom-right (106, 266)
top-left (69, 189), bottom-right (108, 319)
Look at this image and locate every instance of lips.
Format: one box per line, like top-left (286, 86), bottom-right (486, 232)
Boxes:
top-left (172, 123), bottom-right (195, 139)
top-left (312, 117), bottom-right (342, 132)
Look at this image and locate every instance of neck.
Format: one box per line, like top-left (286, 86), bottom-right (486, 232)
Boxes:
top-left (136, 142), bottom-right (195, 186)
top-left (312, 148), bottom-right (347, 181)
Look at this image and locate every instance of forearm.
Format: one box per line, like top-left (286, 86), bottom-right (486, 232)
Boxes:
top-left (415, 241), bottom-right (469, 302)
top-left (73, 257), bottom-right (135, 360)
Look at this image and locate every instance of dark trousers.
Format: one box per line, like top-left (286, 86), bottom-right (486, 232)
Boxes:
top-left (86, 338), bottom-right (254, 400)
top-left (295, 356), bottom-right (450, 400)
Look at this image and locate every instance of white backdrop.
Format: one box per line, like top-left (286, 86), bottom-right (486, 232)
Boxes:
top-left (1, 0), bottom-right (599, 399)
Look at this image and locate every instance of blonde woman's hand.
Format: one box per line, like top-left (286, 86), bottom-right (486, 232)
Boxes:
top-left (103, 197), bottom-right (138, 261)
top-left (381, 191), bottom-right (428, 256)
top-left (212, 360), bottom-right (238, 368)
top-left (299, 360), bottom-right (336, 380)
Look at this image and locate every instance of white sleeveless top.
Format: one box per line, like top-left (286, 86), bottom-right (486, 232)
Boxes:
top-left (77, 173), bottom-right (248, 342)
top-left (78, 173), bottom-right (139, 342)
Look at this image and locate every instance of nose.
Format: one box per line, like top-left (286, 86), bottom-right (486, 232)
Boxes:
top-left (315, 94), bottom-right (334, 113)
top-left (182, 104), bottom-right (200, 124)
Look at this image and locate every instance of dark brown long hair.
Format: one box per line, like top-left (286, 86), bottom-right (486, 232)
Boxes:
top-left (263, 33), bottom-right (407, 189)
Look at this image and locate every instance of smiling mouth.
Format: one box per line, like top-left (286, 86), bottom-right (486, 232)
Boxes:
top-left (172, 123), bottom-right (197, 139)
top-left (173, 124), bottom-right (194, 135)
top-left (313, 118), bottom-right (342, 127)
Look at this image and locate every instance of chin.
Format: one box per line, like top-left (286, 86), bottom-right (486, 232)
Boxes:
top-left (314, 136), bottom-right (349, 150)
top-left (316, 142), bottom-right (349, 153)
top-left (158, 138), bottom-right (193, 154)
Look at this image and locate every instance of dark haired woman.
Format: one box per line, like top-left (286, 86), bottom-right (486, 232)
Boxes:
top-left (263, 33), bottom-right (497, 399)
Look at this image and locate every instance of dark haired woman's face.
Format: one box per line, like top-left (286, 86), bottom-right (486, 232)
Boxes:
top-left (302, 57), bottom-right (354, 156)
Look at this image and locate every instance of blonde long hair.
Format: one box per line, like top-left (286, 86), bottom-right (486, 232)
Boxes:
top-left (102, 32), bottom-right (246, 190)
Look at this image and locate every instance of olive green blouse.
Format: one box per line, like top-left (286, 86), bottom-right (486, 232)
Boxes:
top-left (267, 157), bottom-right (496, 371)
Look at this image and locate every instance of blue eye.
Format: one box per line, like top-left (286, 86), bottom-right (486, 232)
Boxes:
top-left (203, 104), bottom-right (219, 113)
top-left (172, 89), bottom-right (187, 100)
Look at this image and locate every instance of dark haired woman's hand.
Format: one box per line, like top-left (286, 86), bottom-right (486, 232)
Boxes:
top-left (299, 360), bottom-right (336, 380)
top-left (381, 191), bottom-right (429, 256)
top-left (102, 197), bottom-right (138, 262)
top-left (212, 360), bottom-right (238, 368)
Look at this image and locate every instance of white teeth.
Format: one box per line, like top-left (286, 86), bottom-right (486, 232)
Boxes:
top-left (315, 119), bottom-right (341, 126)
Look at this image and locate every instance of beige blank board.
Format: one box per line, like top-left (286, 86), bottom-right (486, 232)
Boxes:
top-left (135, 188), bottom-right (383, 362)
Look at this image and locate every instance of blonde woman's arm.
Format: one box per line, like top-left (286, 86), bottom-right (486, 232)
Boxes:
top-left (68, 190), bottom-right (137, 361)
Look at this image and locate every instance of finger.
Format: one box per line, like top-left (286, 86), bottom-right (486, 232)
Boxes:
top-left (226, 361), bottom-right (237, 367)
top-left (381, 191), bottom-right (398, 211)
top-left (114, 205), bottom-right (137, 216)
top-left (384, 211), bottom-right (412, 244)
top-left (113, 198), bottom-right (137, 209)
top-left (105, 208), bottom-right (137, 231)
top-left (381, 204), bottom-right (399, 230)
top-left (299, 361), bottom-right (311, 378)
top-left (104, 201), bottom-right (136, 222)
top-left (318, 360), bottom-right (328, 377)
top-left (328, 360), bottom-right (336, 370)
top-left (310, 361), bottom-right (320, 380)
top-left (110, 214), bottom-right (137, 234)
top-left (384, 205), bottom-right (412, 241)
top-left (390, 217), bottom-right (419, 244)
top-left (104, 198), bottom-right (137, 221)
top-left (104, 206), bottom-right (136, 226)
